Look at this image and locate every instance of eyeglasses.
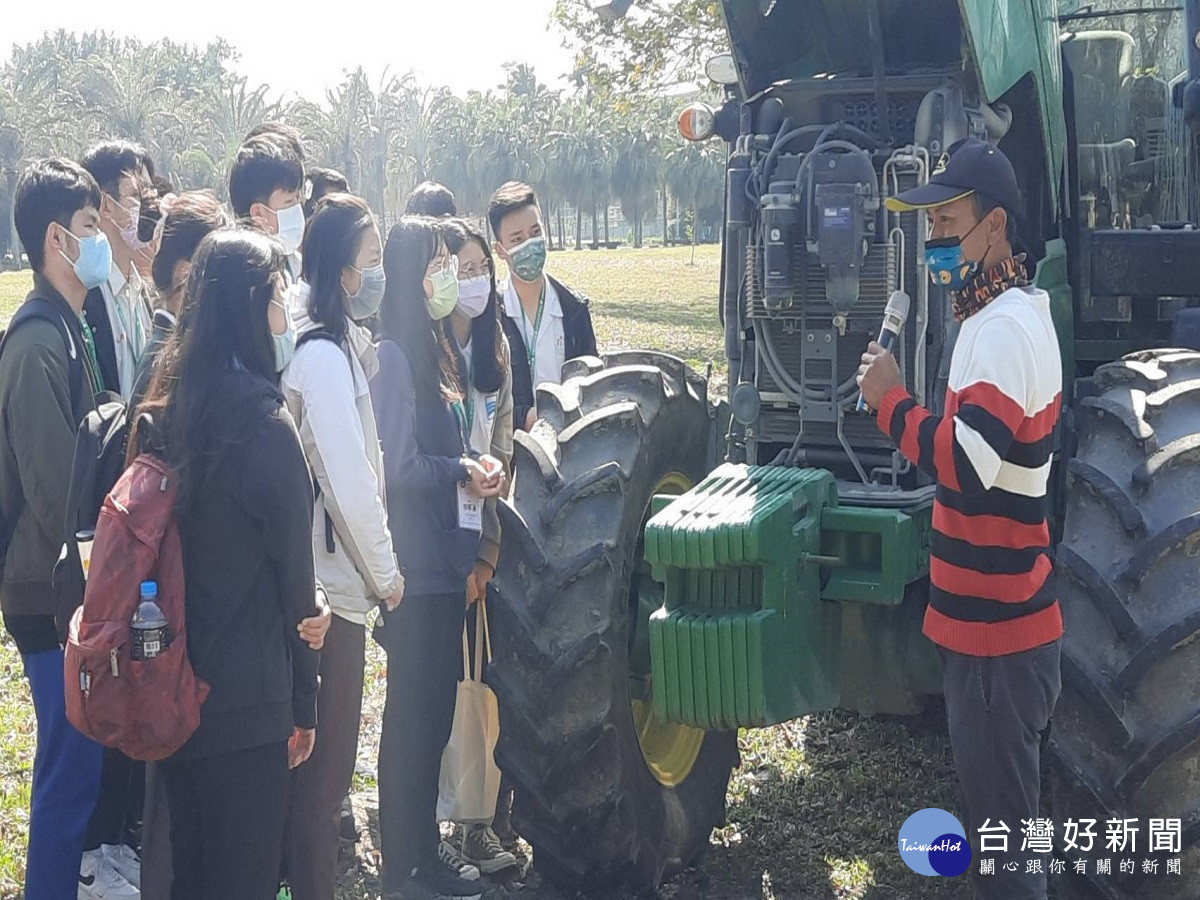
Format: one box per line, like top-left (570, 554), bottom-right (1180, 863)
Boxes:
top-left (426, 255), bottom-right (452, 277)
top-left (458, 260), bottom-right (492, 280)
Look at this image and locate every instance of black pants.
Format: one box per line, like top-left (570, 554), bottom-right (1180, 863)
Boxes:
top-left (376, 591), bottom-right (465, 892)
top-left (162, 741), bottom-right (289, 900)
top-left (141, 761), bottom-right (172, 899)
top-left (940, 640), bottom-right (1061, 900)
top-left (285, 615), bottom-right (366, 900)
top-left (84, 749), bottom-right (144, 850)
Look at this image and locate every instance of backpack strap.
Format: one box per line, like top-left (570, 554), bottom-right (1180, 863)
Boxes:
top-left (0, 297), bottom-right (87, 406)
top-left (295, 329), bottom-right (341, 351)
top-left (294, 329), bottom-right (342, 555)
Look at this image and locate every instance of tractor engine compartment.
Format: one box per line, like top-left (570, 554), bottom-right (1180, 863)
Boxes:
top-left (728, 78), bottom-right (1006, 490)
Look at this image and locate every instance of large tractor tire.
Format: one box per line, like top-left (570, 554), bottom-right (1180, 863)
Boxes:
top-left (488, 351), bottom-right (739, 890)
top-left (1050, 349), bottom-right (1200, 899)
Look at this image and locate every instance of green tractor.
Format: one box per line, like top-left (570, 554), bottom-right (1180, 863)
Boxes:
top-left (489, 1), bottom-right (1200, 896)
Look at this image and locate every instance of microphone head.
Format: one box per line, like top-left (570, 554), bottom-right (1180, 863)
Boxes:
top-left (882, 290), bottom-right (911, 332)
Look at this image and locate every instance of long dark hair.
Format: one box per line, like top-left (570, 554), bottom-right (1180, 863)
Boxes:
top-left (301, 192), bottom-right (375, 340)
top-left (135, 228), bottom-right (287, 511)
top-left (443, 219), bottom-right (507, 395)
top-left (379, 216), bottom-right (460, 402)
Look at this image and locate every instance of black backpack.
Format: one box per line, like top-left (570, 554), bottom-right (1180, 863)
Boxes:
top-left (0, 297), bottom-right (88, 582)
top-left (51, 394), bottom-right (131, 615)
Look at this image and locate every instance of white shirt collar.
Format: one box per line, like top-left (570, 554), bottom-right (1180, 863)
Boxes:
top-left (106, 261), bottom-right (128, 298)
top-left (503, 275), bottom-right (562, 321)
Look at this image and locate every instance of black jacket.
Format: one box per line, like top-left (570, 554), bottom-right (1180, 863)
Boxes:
top-left (0, 277), bottom-right (98, 637)
top-left (173, 370), bottom-right (320, 758)
top-left (501, 275), bottom-right (597, 429)
top-left (82, 286), bottom-right (120, 395)
top-left (371, 339), bottom-right (478, 600)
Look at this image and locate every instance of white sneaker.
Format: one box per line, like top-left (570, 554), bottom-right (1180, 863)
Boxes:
top-left (79, 848), bottom-right (140, 899)
top-left (101, 844), bottom-right (141, 890)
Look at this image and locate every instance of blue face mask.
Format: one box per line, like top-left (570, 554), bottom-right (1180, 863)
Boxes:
top-left (270, 298), bottom-right (297, 372)
top-left (925, 217), bottom-right (987, 292)
top-left (59, 227), bottom-right (113, 290)
top-left (346, 264), bottom-right (386, 320)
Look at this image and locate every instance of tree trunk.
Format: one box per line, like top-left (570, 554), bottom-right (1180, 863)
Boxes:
top-left (575, 206), bottom-right (582, 251)
top-left (591, 203), bottom-right (599, 250)
top-left (558, 205), bottom-right (566, 250)
top-left (691, 204), bottom-right (699, 266)
top-left (603, 203), bottom-right (610, 245)
top-left (662, 188), bottom-right (669, 245)
top-left (633, 199), bottom-right (642, 249)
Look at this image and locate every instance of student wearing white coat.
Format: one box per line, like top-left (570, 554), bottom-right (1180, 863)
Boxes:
top-left (279, 192), bottom-right (404, 900)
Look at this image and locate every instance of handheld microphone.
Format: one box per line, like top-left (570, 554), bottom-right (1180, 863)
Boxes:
top-left (857, 290), bottom-right (911, 412)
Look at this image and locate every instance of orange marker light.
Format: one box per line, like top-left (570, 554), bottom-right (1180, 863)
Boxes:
top-left (677, 103), bottom-right (716, 142)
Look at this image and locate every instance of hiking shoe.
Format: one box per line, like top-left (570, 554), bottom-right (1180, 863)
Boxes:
top-left (461, 824), bottom-right (519, 874)
top-left (437, 840), bottom-right (481, 880)
top-left (411, 858), bottom-right (484, 898)
top-left (79, 849), bottom-right (140, 899)
top-left (100, 844), bottom-right (141, 890)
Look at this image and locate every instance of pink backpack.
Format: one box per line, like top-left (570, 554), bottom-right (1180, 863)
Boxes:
top-left (64, 453), bottom-right (210, 761)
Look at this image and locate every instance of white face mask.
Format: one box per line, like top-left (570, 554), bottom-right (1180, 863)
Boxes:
top-left (456, 275), bottom-right (491, 319)
top-left (273, 203), bottom-right (306, 255)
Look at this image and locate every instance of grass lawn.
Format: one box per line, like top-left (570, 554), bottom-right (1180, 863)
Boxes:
top-left (0, 248), bottom-right (969, 899)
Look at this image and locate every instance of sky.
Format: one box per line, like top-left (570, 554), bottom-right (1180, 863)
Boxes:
top-left (6, 0), bottom-right (579, 100)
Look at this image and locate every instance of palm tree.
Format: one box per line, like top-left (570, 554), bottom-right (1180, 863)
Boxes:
top-left (666, 139), bottom-right (724, 263)
top-left (612, 121), bottom-right (663, 247)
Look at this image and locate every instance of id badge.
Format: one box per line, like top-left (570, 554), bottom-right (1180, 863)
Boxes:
top-left (457, 484), bottom-right (483, 532)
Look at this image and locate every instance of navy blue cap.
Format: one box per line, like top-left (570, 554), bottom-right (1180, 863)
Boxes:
top-left (886, 138), bottom-right (1023, 218)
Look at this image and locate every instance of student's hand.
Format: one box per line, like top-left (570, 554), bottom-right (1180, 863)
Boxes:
top-left (856, 341), bottom-right (903, 411)
top-left (466, 560), bottom-right (494, 606)
top-left (478, 454), bottom-right (507, 491)
top-left (298, 594), bottom-right (332, 651)
top-left (525, 408), bottom-right (537, 431)
top-left (463, 459), bottom-right (505, 499)
top-left (288, 727), bottom-right (316, 768)
top-left (383, 578), bottom-right (405, 612)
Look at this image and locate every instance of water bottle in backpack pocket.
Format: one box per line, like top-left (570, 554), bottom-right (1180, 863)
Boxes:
top-left (131, 581), bottom-right (170, 661)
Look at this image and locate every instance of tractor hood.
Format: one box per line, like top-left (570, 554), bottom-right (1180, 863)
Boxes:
top-left (720, 0), bottom-right (1066, 210)
top-left (721, 0), bottom-right (964, 96)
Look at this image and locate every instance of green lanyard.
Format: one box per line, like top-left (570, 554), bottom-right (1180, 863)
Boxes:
top-left (452, 398), bottom-right (470, 449)
top-left (76, 315), bottom-right (104, 395)
top-left (519, 285), bottom-right (546, 379)
top-left (463, 361), bottom-right (476, 447)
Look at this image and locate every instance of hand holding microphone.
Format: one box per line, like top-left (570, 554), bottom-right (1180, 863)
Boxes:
top-left (856, 291), bottom-right (910, 413)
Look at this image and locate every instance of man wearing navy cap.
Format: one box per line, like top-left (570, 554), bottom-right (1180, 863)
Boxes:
top-left (859, 138), bottom-right (1063, 900)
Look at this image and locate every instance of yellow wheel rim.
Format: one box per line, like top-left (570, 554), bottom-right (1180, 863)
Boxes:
top-left (630, 471), bottom-right (705, 787)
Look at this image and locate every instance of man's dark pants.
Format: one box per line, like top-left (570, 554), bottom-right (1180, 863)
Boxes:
top-left (940, 640), bottom-right (1061, 900)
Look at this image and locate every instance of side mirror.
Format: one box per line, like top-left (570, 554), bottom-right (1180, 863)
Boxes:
top-left (705, 53), bottom-right (739, 87)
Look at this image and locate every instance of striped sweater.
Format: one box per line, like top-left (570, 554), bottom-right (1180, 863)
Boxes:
top-left (876, 285), bottom-right (1064, 657)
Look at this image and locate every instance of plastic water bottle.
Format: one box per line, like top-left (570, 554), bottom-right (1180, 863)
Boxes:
top-left (131, 581), bottom-right (170, 661)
